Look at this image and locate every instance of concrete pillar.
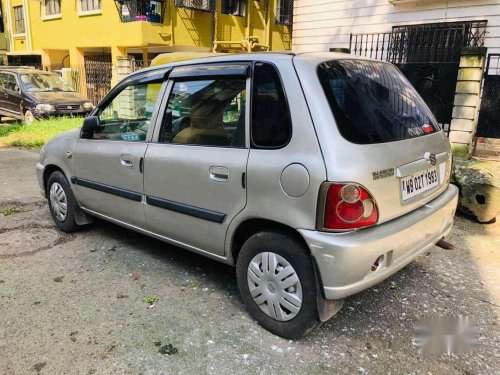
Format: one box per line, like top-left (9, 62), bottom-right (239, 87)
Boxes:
top-left (116, 56), bottom-right (133, 83)
top-left (142, 48), bottom-right (149, 62)
top-left (449, 47), bottom-right (487, 159)
top-left (111, 46), bottom-right (127, 87)
top-left (69, 47), bottom-right (87, 98)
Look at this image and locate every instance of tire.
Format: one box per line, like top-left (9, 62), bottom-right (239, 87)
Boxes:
top-left (47, 171), bottom-right (80, 233)
top-left (23, 110), bottom-right (35, 124)
top-left (236, 231), bottom-right (321, 339)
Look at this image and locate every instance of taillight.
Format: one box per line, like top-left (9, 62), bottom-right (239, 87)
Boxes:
top-left (320, 183), bottom-right (378, 231)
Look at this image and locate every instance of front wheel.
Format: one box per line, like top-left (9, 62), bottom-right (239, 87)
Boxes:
top-left (47, 171), bottom-right (81, 233)
top-left (236, 231), bottom-right (321, 339)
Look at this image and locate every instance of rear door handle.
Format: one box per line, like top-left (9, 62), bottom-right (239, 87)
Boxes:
top-left (209, 166), bottom-right (229, 182)
top-left (120, 154), bottom-right (134, 168)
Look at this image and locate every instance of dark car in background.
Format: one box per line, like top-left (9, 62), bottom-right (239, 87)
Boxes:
top-left (0, 67), bottom-right (94, 123)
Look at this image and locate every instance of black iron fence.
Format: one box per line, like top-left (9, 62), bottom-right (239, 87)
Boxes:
top-left (350, 21), bottom-right (487, 64)
top-left (131, 59), bottom-right (151, 72)
top-left (477, 54), bottom-right (500, 139)
top-left (70, 57), bottom-right (113, 105)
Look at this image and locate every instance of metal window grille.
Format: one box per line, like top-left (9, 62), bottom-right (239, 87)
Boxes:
top-left (221, 0), bottom-right (246, 17)
top-left (114, 0), bottom-right (166, 23)
top-left (45, 0), bottom-right (61, 16)
top-left (14, 6), bottom-right (25, 34)
top-left (350, 21), bottom-right (487, 64)
top-left (276, 0), bottom-right (293, 26)
top-left (174, 0), bottom-right (215, 12)
top-left (80, 0), bottom-right (102, 12)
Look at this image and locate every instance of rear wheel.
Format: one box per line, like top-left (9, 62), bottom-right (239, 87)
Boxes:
top-left (47, 171), bottom-right (80, 233)
top-left (23, 110), bottom-right (34, 124)
top-left (236, 231), bottom-right (321, 339)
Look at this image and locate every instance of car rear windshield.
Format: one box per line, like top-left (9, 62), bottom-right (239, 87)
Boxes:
top-left (317, 59), bottom-right (440, 144)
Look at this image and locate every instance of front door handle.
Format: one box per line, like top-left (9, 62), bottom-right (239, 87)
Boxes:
top-left (120, 154), bottom-right (134, 168)
top-left (209, 166), bottom-right (229, 182)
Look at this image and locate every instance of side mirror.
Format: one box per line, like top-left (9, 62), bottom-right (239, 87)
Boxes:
top-left (14, 84), bottom-right (20, 93)
top-left (80, 116), bottom-right (101, 139)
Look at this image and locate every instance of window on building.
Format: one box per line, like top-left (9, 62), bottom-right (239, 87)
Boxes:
top-left (114, 0), bottom-right (165, 23)
top-left (221, 0), bottom-right (245, 17)
top-left (251, 63), bottom-right (292, 148)
top-left (44, 0), bottom-right (61, 16)
top-left (276, 0), bottom-right (293, 25)
top-left (174, 0), bottom-right (215, 12)
top-left (13, 6), bottom-right (25, 34)
top-left (80, 0), bottom-right (101, 12)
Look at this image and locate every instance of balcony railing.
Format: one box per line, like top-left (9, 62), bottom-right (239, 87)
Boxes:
top-left (114, 0), bottom-right (166, 23)
top-left (174, 0), bottom-right (215, 12)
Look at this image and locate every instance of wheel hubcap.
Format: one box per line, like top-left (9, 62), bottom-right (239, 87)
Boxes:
top-left (49, 182), bottom-right (68, 222)
top-left (247, 252), bottom-right (303, 321)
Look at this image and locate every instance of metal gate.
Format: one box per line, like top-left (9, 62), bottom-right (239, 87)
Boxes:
top-left (477, 54), bottom-right (500, 138)
top-left (350, 21), bottom-right (487, 126)
top-left (84, 56), bottom-right (112, 105)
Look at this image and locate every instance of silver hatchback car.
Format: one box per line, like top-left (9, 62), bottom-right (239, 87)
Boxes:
top-left (36, 52), bottom-right (458, 338)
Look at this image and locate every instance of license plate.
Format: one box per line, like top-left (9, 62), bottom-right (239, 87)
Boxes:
top-left (400, 166), bottom-right (439, 202)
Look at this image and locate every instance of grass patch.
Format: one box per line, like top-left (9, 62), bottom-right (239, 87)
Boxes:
top-left (143, 295), bottom-right (158, 305)
top-left (2, 206), bottom-right (22, 216)
top-left (0, 117), bottom-right (83, 148)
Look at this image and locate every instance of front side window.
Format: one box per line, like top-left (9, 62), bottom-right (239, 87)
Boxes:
top-left (93, 82), bottom-right (161, 141)
top-left (251, 63), bottom-right (292, 148)
top-left (0, 73), bottom-right (17, 91)
top-left (80, 0), bottom-right (101, 12)
top-left (159, 78), bottom-right (247, 147)
top-left (221, 0), bottom-right (246, 17)
top-left (14, 6), bottom-right (25, 34)
top-left (20, 73), bottom-right (74, 92)
top-left (0, 73), bottom-right (8, 89)
top-left (317, 59), bottom-right (440, 144)
top-left (44, 0), bottom-right (61, 16)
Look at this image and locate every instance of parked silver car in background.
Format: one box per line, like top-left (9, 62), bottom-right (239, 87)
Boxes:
top-left (36, 52), bottom-right (458, 338)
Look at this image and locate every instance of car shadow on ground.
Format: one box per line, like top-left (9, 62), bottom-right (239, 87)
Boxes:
top-left (87, 214), bottom-right (498, 348)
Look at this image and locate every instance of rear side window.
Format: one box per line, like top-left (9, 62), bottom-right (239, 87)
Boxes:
top-left (251, 63), bottom-right (291, 148)
top-left (317, 59), bottom-right (440, 144)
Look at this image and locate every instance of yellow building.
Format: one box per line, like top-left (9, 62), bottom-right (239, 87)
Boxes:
top-left (0, 0), bottom-right (293, 68)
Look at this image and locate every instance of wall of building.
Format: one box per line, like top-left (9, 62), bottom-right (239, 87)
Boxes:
top-left (1, 0), bottom-right (292, 65)
top-left (293, 0), bottom-right (500, 55)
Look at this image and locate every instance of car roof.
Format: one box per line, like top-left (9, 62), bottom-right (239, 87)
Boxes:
top-left (131, 51), bottom-right (383, 80)
top-left (0, 67), bottom-right (54, 75)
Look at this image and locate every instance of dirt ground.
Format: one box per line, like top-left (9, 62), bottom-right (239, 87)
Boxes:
top-left (0, 147), bottom-right (499, 375)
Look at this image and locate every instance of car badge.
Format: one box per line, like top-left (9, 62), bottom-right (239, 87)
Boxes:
top-left (425, 152), bottom-right (437, 166)
top-left (67, 105), bottom-right (72, 110)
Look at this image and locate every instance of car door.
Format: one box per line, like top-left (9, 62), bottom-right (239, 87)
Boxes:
top-left (4, 74), bottom-right (23, 114)
top-left (73, 72), bottom-right (168, 228)
top-left (0, 73), bottom-right (21, 116)
top-left (144, 63), bottom-right (250, 256)
top-left (0, 73), bottom-right (8, 114)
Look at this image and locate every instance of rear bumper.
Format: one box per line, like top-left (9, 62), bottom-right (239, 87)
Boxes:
top-left (299, 184), bottom-right (459, 300)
